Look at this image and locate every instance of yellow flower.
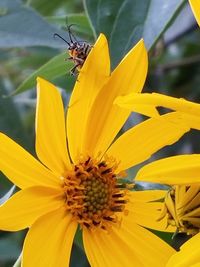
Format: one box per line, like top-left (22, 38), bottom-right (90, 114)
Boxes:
top-left (189, 0), bottom-right (200, 27)
top-left (129, 162), bottom-right (200, 267)
top-left (156, 184), bottom-right (200, 235)
top-left (134, 153), bottom-right (200, 245)
top-left (134, 153), bottom-right (200, 267)
top-left (0, 34), bottom-right (190, 266)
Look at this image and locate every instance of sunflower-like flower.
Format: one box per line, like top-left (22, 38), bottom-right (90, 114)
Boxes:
top-left (0, 34), bottom-right (191, 266)
top-left (136, 155), bottom-right (200, 225)
top-left (158, 184), bottom-right (200, 235)
top-left (135, 155), bottom-right (200, 267)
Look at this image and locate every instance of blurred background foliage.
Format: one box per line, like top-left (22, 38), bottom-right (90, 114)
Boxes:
top-left (0, 0), bottom-right (200, 266)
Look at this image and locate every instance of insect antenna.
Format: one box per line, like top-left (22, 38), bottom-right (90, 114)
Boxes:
top-left (53, 33), bottom-right (70, 45)
top-left (67, 24), bottom-right (79, 43)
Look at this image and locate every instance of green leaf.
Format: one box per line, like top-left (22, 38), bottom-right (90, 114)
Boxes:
top-left (13, 52), bottom-right (72, 94)
top-left (0, 0), bottom-right (66, 48)
top-left (70, 244), bottom-right (89, 267)
top-left (29, 0), bottom-right (66, 16)
top-left (0, 82), bottom-right (28, 142)
top-left (84, 0), bottom-right (187, 67)
top-left (29, 0), bottom-right (83, 16)
top-left (0, 238), bottom-right (20, 261)
top-left (46, 13), bottom-right (94, 39)
top-left (151, 229), bottom-right (173, 246)
top-left (13, 253), bottom-right (21, 267)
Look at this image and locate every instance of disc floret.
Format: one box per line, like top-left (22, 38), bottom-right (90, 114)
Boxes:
top-left (62, 156), bottom-right (129, 230)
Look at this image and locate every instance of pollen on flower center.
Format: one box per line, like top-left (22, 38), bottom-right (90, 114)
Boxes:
top-left (158, 185), bottom-right (200, 235)
top-left (62, 156), bottom-right (129, 230)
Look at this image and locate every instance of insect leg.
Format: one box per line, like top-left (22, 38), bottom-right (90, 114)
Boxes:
top-left (70, 63), bottom-right (81, 76)
top-left (74, 57), bottom-right (84, 65)
top-left (67, 24), bottom-right (78, 43)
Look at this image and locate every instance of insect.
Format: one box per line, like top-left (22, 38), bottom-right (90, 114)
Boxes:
top-left (54, 25), bottom-right (92, 75)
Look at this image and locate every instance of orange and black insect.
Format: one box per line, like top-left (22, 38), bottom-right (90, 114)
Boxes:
top-left (54, 25), bottom-right (92, 75)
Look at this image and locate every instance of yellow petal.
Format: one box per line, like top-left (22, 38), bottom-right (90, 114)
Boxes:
top-left (83, 226), bottom-right (144, 267)
top-left (120, 218), bottom-right (175, 267)
top-left (127, 191), bottom-right (175, 232)
top-left (36, 77), bottom-right (70, 175)
top-left (177, 186), bottom-right (200, 209)
top-left (22, 208), bottom-right (77, 267)
top-left (116, 92), bottom-right (200, 131)
top-left (85, 39), bottom-right (148, 157)
top-left (189, 0), bottom-right (200, 27)
top-left (115, 92), bottom-right (200, 118)
top-left (129, 189), bottom-right (166, 202)
top-left (128, 104), bottom-right (159, 117)
top-left (181, 113), bottom-right (200, 130)
top-left (136, 154), bottom-right (200, 185)
top-left (83, 219), bottom-right (175, 267)
top-left (66, 34), bottom-right (110, 162)
top-left (166, 233), bottom-right (200, 267)
top-left (0, 186), bottom-right (63, 231)
top-left (107, 112), bottom-right (190, 172)
top-left (128, 201), bottom-right (172, 232)
top-left (0, 133), bottom-right (59, 189)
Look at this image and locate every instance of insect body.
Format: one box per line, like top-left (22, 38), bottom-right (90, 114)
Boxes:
top-left (68, 41), bottom-right (92, 75)
top-left (54, 25), bottom-right (92, 75)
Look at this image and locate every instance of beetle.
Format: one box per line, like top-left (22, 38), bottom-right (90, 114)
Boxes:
top-left (54, 25), bottom-right (92, 75)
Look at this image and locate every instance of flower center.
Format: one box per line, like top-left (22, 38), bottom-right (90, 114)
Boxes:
top-left (158, 185), bottom-right (200, 235)
top-left (62, 156), bottom-right (129, 230)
